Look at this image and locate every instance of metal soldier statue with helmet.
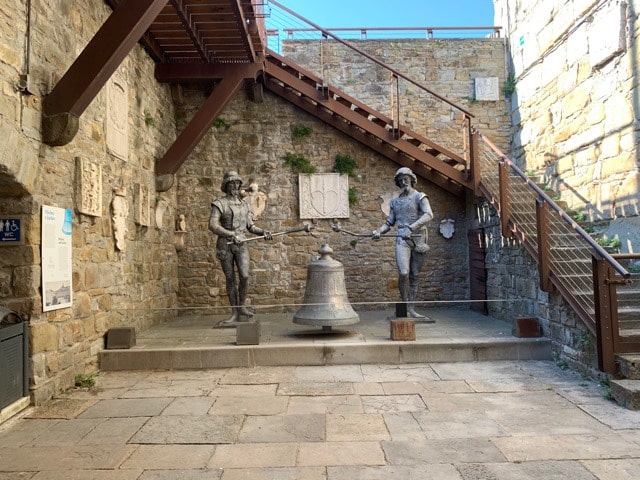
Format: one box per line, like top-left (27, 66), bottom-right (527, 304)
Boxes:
top-left (373, 167), bottom-right (433, 318)
top-left (209, 171), bottom-right (273, 324)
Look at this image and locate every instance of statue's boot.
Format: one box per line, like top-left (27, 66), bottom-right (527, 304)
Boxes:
top-left (222, 308), bottom-right (240, 324)
top-left (408, 284), bottom-right (425, 318)
top-left (221, 288), bottom-right (240, 324)
top-left (239, 306), bottom-right (254, 317)
top-left (237, 282), bottom-right (254, 318)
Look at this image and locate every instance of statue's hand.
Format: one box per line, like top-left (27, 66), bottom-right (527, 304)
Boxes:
top-left (231, 235), bottom-right (243, 245)
top-left (263, 231), bottom-right (273, 240)
top-left (399, 227), bottom-right (412, 240)
top-left (372, 230), bottom-right (381, 240)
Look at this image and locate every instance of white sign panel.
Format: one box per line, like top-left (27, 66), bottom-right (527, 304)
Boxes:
top-left (42, 205), bottom-right (73, 311)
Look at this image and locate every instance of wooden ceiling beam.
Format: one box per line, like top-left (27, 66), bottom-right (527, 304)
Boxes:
top-left (42, 0), bottom-right (167, 146)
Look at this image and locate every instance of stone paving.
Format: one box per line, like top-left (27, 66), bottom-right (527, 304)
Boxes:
top-left (1, 361), bottom-right (640, 479)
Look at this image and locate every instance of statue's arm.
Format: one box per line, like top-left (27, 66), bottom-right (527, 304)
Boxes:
top-left (408, 195), bottom-right (433, 232)
top-left (208, 203), bottom-right (234, 239)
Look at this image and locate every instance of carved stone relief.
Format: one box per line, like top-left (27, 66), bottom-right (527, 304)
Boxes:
top-left (111, 189), bottom-right (128, 252)
top-left (106, 68), bottom-right (129, 160)
top-left (299, 173), bottom-right (349, 219)
top-left (242, 182), bottom-right (267, 219)
top-left (134, 183), bottom-right (151, 227)
top-left (475, 77), bottom-right (499, 101)
top-left (74, 156), bottom-right (102, 217)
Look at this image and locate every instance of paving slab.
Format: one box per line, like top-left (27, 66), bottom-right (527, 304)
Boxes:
top-left (382, 439), bottom-right (507, 465)
top-left (209, 395), bottom-right (289, 415)
top-left (238, 414), bottom-right (325, 443)
top-left (297, 441), bottom-right (386, 466)
top-left (327, 464), bottom-right (462, 480)
top-left (286, 395), bottom-right (363, 414)
top-left (78, 398), bottom-right (173, 418)
top-left (0, 445), bottom-right (135, 471)
top-left (326, 413), bottom-right (389, 441)
top-left (456, 461), bottom-right (598, 479)
top-left (581, 459), bottom-right (640, 480)
top-left (120, 445), bottom-right (215, 470)
top-left (220, 466), bottom-right (325, 480)
top-left (130, 415), bottom-right (243, 444)
top-left (138, 470), bottom-right (221, 480)
top-left (208, 443), bottom-right (298, 468)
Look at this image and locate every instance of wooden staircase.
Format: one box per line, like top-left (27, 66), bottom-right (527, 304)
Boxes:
top-left (262, 50), bottom-right (473, 197)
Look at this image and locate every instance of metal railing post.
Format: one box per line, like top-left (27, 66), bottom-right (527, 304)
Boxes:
top-left (536, 199), bottom-right (552, 292)
top-left (593, 254), bottom-right (616, 373)
top-left (498, 160), bottom-right (512, 238)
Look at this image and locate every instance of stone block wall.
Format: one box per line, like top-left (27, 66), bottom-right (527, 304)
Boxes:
top-left (0, 1), bottom-right (178, 403)
top-left (494, 0), bottom-right (639, 226)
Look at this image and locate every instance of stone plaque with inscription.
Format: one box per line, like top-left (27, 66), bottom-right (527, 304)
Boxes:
top-left (106, 69), bottom-right (129, 160)
top-left (134, 183), bottom-right (151, 227)
top-left (475, 77), bottom-right (499, 101)
top-left (75, 157), bottom-right (102, 217)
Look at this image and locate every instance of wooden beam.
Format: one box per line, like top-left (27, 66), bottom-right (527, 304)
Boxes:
top-left (155, 62), bottom-right (261, 83)
top-left (43, 0), bottom-right (168, 146)
top-left (155, 68), bottom-right (247, 175)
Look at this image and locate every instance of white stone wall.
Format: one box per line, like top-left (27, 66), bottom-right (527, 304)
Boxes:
top-left (494, 0), bottom-right (639, 227)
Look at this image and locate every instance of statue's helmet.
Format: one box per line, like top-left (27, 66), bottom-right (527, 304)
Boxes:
top-left (394, 167), bottom-right (417, 186)
top-left (221, 171), bottom-right (243, 192)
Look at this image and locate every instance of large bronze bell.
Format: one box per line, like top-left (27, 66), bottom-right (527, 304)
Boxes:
top-left (293, 244), bottom-right (360, 331)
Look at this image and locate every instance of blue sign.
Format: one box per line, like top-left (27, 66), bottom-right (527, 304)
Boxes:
top-left (0, 218), bottom-right (21, 243)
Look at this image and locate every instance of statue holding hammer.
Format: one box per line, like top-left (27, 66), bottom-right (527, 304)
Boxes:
top-left (209, 171), bottom-right (273, 324)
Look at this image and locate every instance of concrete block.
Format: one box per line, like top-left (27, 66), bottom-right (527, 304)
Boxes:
top-left (237, 322), bottom-right (260, 345)
top-left (105, 327), bottom-right (136, 349)
top-left (390, 319), bottom-right (415, 341)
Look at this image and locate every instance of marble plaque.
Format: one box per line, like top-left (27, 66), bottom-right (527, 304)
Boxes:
top-left (589, 1), bottom-right (625, 67)
top-left (134, 183), bottom-right (151, 227)
top-left (106, 69), bottom-right (129, 160)
top-left (299, 173), bottom-right (349, 219)
top-left (475, 77), bottom-right (499, 101)
top-left (75, 157), bottom-right (102, 217)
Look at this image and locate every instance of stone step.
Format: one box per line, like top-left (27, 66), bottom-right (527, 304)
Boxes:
top-left (610, 379), bottom-right (640, 410)
top-left (617, 354), bottom-right (640, 380)
top-left (99, 337), bottom-right (553, 371)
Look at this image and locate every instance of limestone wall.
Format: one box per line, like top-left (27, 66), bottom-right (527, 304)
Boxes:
top-left (494, 0), bottom-right (640, 227)
top-left (0, 1), bottom-right (177, 403)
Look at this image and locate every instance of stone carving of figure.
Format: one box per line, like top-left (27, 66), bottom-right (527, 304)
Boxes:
top-left (209, 171), bottom-right (273, 324)
top-left (372, 167), bottom-right (433, 318)
top-left (242, 182), bottom-right (267, 219)
top-left (177, 214), bottom-right (187, 232)
top-left (111, 188), bottom-right (129, 252)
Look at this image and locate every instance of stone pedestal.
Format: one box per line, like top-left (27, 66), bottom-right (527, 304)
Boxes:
top-left (237, 322), bottom-right (260, 345)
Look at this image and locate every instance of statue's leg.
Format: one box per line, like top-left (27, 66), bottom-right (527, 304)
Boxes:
top-left (220, 253), bottom-right (240, 324)
top-left (395, 242), bottom-right (411, 316)
top-left (236, 248), bottom-right (254, 317)
top-left (407, 251), bottom-right (426, 318)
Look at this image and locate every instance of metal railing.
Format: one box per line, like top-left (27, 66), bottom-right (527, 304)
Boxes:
top-left (477, 132), bottom-right (637, 373)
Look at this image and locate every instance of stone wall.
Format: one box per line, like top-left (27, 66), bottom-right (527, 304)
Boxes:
top-left (0, 1), bottom-right (178, 403)
top-left (494, 0), bottom-right (640, 236)
top-left (282, 38), bottom-right (511, 153)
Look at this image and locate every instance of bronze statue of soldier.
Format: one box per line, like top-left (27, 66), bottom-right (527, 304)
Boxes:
top-left (209, 171), bottom-right (272, 324)
top-left (373, 167), bottom-right (433, 318)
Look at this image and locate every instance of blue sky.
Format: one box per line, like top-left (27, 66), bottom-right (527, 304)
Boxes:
top-left (265, 0), bottom-right (496, 33)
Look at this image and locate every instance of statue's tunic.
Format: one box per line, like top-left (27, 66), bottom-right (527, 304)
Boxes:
top-left (387, 190), bottom-right (433, 253)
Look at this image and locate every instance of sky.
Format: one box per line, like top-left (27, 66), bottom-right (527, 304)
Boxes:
top-left (265, 0), bottom-right (496, 34)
